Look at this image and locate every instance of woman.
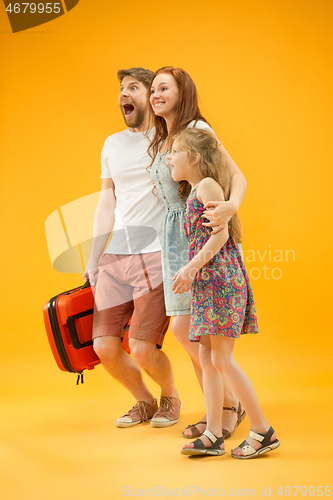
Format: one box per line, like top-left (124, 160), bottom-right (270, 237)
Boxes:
top-left (147, 67), bottom-right (248, 439)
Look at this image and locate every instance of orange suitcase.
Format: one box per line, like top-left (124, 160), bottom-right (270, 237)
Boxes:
top-left (43, 281), bottom-right (130, 383)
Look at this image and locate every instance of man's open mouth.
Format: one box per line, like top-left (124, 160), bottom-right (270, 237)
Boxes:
top-left (123, 103), bottom-right (135, 116)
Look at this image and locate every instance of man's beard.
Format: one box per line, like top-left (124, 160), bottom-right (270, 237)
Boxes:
top-left (121, 103), bottom-right (146, 129)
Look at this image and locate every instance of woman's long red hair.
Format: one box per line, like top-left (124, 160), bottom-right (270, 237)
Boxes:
top-left (147, 67), bottom-right (209, 197)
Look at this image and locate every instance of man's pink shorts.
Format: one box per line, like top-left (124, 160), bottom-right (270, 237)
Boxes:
top-left (92, 251), bottom-right (169, 348)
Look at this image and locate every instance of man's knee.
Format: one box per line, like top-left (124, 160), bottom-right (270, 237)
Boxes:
top-left (93, 336), bottom-right (122, 363)
top-left (129, 338), bottom-right (156, 367)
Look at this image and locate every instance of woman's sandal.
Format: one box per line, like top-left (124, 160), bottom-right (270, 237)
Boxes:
top-left (182, 403), bottom-right (246, 440)
top-left (222, 403), bottom-right (246, 439)
top-left (231, 426), bottom-right (280, 459)
top-left (181, 418), bottom-right (207, 439)
top-left (181, 429), bottom-right (225, 456)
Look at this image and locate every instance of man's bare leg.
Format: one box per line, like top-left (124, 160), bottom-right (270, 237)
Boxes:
top-left (93, 336), bottom-right (155, 405)
top-left (129, 338), bottom-right (178, 397)
top-left (129, 338), bottom-right (181, 427)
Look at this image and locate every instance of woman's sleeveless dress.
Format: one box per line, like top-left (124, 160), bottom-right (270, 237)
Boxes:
top-left (150, 146), bottom-right (190, 316)
top-left (150, 120), bottom-right (243, 317)
top-left (184, 186), bottom-right (259, 341)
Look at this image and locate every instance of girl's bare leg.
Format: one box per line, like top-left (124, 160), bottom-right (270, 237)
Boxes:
top-left (210, 336), bottom-right (277, 455)
top-left (183, 336), bottom-right (224, 450)
top-left (171, 315), bottom-right (240, 436)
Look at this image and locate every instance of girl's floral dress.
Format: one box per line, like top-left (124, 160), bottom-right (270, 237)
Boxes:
top-left (184, 186), bottom-right (259, 341)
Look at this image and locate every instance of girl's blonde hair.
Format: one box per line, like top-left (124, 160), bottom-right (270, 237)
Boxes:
top-left (174, 128), bottom-right (243, 243)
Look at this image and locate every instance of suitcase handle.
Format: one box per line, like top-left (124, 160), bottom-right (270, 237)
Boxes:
top-left (64, 279), bottom-right (91, 296)
top-left (67, 309), bottom-right (94, 349)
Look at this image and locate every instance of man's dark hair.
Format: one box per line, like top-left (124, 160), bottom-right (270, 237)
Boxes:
top-left (117, 67), bottom-right (154, 89)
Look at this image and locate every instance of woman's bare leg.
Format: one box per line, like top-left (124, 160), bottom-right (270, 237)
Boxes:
top-left (171, 315), bottom-right (203, 388)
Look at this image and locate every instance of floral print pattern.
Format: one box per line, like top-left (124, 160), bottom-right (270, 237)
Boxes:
top-left (184, 187), bottom-right (259, 341)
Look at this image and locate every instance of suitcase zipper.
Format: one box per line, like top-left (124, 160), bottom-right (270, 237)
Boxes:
top-left (48, 294), bottom-right (78, 374)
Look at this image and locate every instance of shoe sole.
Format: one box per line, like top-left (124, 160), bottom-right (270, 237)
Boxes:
top-left (115, 420), bottom-right (144, 428)
top-left (151, 403), bottom-right (181, 428)
top-left (181, 448), bottom-right (226, 456)
top-left (231, 440), bottom-right (280, 459)
top-left (151, 417), bottom-right (180, 428)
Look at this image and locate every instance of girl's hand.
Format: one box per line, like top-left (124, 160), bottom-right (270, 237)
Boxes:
top-left (172, 265), bottom-right (197, 294)
top-left (202, 200), bottom-right (237, 235)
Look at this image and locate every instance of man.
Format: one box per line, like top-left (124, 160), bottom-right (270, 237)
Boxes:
top-left (83, 68), bottom-right (181, 428)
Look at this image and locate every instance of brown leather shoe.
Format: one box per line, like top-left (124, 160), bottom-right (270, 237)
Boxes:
top-left (115, 398), bottom-right (158, 428)
top-left (150, 396), bottom-right (181, 427)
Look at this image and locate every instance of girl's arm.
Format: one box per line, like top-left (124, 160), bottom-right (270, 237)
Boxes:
top-left (173, 177), bottom-right (229, 294)
top-left (203, 142), bottom-right (247, 235)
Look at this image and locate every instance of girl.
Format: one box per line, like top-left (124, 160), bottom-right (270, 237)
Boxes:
top-left (170, 128), bottom-right (280, 458)
top-left (148, 67), bottom-right (247, 438)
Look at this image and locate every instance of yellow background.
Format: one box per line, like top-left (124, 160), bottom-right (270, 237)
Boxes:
top-left (0, 1), bottom-right (332, 499)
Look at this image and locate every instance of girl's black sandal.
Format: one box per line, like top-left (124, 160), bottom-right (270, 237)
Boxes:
top-left (231, 426), bottom-right (280, 459)
top-left (181, 429), bottom-right (225, 456)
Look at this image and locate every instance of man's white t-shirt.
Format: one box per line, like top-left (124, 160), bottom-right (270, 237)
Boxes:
top-left (101, 128), bottom-right (166, 255)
